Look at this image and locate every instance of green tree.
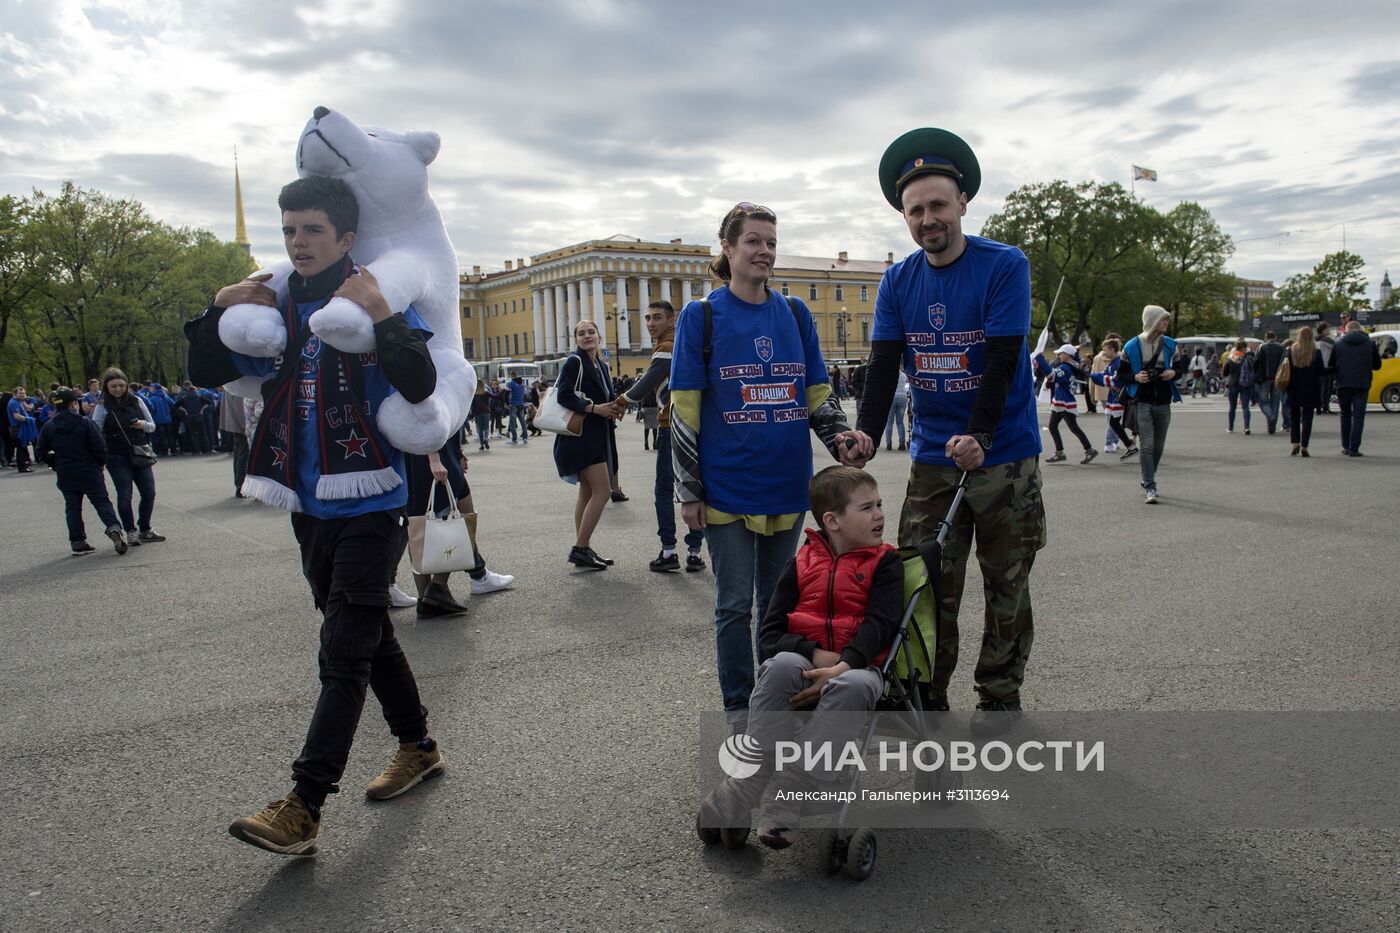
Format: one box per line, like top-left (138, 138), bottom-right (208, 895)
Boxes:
top-left (2, 182), bottom-right (253, 387)
top-left (982, 181), bottom-right (1160, 343)
top-left (1147, 201), bottom-right (1238, 336)
top-left (1256, 251), bottom-right (1367, 316)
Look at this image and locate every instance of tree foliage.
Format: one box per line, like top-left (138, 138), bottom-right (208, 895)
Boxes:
top-left (1256, 251), bottom-right (1368, 317)
top-left (981, 182), bottom-right (1237, 342)
top-left (0, 182), bottom-right (255, 389)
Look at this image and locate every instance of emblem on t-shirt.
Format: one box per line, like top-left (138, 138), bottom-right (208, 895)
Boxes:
top-left (740, 382), bottom-right (798, 406)
top-left (754, 336), bottom-right (774, 362)
top-left (302, 335), bottom-right (322, 359)
top-left (928, 303), bottom-right (946, 331)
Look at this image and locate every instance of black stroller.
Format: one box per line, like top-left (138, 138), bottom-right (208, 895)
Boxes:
top-left (699, 472), bottom-right (969, 881)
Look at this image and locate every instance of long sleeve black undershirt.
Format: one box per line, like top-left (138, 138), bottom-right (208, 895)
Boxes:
top-left (856, 335), bottom-right (1024, 450)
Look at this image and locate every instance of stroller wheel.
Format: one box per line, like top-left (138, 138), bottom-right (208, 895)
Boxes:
top-left (817, 828), bottom-right (845, 875)
top-left (695, 811), bottom-right (721, 846)
top-left (719, 826), bottom-right (751, 850)
top-left (845, 828), bottom-right (877, 881)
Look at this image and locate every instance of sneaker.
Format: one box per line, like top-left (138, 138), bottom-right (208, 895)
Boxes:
top-left (71, 541), bottom-right (96, 555)
top-left (969, 698), bottom-right (1023, 737)
top-left (106, 526), bottom-right (128, 555)
top-left (686, 552), bottom-right (707, 573)
top-left (1104, 442), bottom-right (1119, 453)
top-left (228, 792), bottom-right (319, 856)
top-left (507, 440), bottom-right (517, 446)
top-left (469, 569), bottom-right (515, 595)
top-left (610, 491), bottom-right (629, 503)
top-left (388, 584), bottom-right (418, 608)
top-left (1144, 486), bottom-right (1159, 504)
top-left (1120, 446), bottom-right (1139, 460)
top-left (127, 531), bottom-right (143, 547)
top-left (568, 546), bottom-right (608, 571)
top-left (650, 550), bottom-right (680, 573)
top-left (1081, 448), bottom-right (1098, 464)
top-left (1244, 429), bottom-right (1251, 436)
top-left (1045, 451), bottom-right (1067, 464)
top-left (366, 739), bottom-right (445, 800)
top-left (137, 530), bottom-right (166, 543)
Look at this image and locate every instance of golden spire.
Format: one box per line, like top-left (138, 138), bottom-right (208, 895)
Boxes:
top-left (234, 147), bottom-right (251, 255)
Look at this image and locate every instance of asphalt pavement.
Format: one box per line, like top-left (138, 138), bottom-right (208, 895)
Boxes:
top-left (3, 397), bottom-right (1398, 932)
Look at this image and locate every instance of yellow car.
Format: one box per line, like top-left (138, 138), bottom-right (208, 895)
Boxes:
top-left (1370, 332), bottom-right (1400, 412)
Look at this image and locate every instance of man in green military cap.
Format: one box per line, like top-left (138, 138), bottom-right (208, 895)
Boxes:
top-left (857, 127), bottom-right (1046, 736)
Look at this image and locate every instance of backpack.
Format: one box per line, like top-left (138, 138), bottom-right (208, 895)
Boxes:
top-left (1238, 353), bottom-right (1256, 388)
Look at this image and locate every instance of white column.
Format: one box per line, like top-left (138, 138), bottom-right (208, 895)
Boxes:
top-left (553, 284), bottom-right (567, 352)
top-left (579, 276), bottom-right (591, 324)
top-left (638, 277), bottom-right (652, 349)
top-left (660, 277), bottom-right (673, 308)
top-left (591, 276), bottom-right (606, 345)
top-left (532, 289), bottom-right (545, 360)
top-left (615, 275), bottom-right (631, 351)
top-left (681, 279), bottom-right (693, 307)
top-left (567, 281), bottom-right (580, 338)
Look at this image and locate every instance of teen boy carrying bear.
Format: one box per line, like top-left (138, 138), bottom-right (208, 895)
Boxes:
top-left (699, 465), bottom-right (903, 849)
top-left (187, 176), bottom-right (445, 856)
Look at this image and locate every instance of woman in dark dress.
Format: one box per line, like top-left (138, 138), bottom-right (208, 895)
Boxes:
top-left (553, 319), bottom-right (625, 570)
top-left (1285, 325), bottom-right (1325, 457)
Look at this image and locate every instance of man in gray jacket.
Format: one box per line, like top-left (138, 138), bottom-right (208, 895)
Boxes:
top-left (1331, 321), bottom-right (1382, 456)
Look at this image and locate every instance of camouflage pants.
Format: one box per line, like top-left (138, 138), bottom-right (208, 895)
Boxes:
top-left (898, 456), bottom-right (1047, 703)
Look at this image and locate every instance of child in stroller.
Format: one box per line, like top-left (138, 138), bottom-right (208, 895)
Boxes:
top-left (697, 465), bottom-right (904, 850)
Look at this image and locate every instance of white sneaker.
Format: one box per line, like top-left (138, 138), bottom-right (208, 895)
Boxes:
top-left (388, 584), bottom-right (418, 608)
top-left (470, 569), bottom-right (515, 595)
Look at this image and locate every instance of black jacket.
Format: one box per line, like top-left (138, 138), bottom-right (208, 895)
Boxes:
top-left (1285, 349), bottom-right (1325, 407)
top-left (35, 409), bottom-right (107, 491)
top-left (552, 349), bottom-right (618, 478)
top-left (1254, 340), bottom-right (1285, 383)
top-left (1331, 331), bottom-right (1383, 390)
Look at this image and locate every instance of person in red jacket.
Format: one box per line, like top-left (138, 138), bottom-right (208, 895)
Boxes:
top-left (697, 465), bottom-right (903, 850)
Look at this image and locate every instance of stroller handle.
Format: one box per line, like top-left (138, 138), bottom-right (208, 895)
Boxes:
top-left (933, 471), bottom-right (972, 548)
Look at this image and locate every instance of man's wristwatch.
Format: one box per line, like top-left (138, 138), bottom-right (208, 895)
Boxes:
top-left (969, 432), bottom-right (993, 451)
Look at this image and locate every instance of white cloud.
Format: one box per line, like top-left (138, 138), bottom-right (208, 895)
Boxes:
top-left (2, 0), bottom-right (1399, 299)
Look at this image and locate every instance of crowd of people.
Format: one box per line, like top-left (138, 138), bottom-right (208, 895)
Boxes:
top-left (5, 123), bottom-right (1389, 865)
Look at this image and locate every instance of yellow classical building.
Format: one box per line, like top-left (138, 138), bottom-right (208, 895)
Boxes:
top-left (460, 236), bottom-right (895, 377)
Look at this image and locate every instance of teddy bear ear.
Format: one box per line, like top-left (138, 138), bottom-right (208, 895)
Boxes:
top-left (405, 131), bottom-right (441, 165)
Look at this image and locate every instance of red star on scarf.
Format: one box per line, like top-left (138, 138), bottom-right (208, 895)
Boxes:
top-left (336, 429), bottom-right (370, 459)
top-left (270, 446), bottom-right (287, 468)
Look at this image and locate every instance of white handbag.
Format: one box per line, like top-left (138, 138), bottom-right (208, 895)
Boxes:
top-left (408, 481), bottom-right (476, 575)
top-left (536, 357), bottom-right (585, 436)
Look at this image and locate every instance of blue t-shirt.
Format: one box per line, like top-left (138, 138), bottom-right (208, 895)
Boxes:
top-left (670, 287), bottom-right (828, 515)
top-left (231, 304), bottom-right (431, 519)
top-left (872, 237), bottom-right (1040, 467)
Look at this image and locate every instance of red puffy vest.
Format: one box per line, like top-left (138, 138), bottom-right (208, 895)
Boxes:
top-left (787, 528), bottom-right (896, 664)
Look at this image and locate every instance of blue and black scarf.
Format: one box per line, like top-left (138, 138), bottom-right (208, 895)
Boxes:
top-left (242, 256), bottom-right (400, 511)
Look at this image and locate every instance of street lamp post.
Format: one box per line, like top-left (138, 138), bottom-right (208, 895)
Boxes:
top-left (837, 306), bottom-right (852, 359)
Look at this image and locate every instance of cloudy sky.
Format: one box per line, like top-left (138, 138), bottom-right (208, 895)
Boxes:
top-left (4, 0), bottom-right (1399, 300)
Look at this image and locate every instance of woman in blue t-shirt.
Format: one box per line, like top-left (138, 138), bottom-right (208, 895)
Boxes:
top-left (670, 202), bottom-right (873, 726)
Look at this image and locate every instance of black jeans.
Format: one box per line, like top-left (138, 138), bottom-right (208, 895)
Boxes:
top-left (1048, 411), bottom-right (1091, 451)
top-left (1288, 399), bottom-right (1315, 447)
top-left (1337, 387), bottom-right (1368, 453)
top-left (290, 510), bottom-right (428, 806)
top-left (105, 453), bottom-right (155, 533)
top-left (232, 434), bottom-right (249, 492)
top-left (62, 485), bottom-right (120, 542)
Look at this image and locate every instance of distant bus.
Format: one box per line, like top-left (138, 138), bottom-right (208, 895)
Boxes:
top-left (472, 358), bottom-right (541, 384)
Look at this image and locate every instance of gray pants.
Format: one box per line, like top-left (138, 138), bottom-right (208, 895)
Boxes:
top-left (1256, 381), bottom-right (1279, 429)
top-left (1138, 403), bottom-right (1172, 488)
top-left (747, 652), bottom-right (883, 774)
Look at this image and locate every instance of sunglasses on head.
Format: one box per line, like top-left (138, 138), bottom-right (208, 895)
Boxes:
top-left (727, 201), bottom-right (776, 221)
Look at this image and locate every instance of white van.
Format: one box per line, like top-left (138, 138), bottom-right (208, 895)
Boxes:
top-left (473, 358), bottom-right (541, 385)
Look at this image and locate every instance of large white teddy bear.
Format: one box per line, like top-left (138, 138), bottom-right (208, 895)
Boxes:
top-left (218, 106), bottom-right (474, 455)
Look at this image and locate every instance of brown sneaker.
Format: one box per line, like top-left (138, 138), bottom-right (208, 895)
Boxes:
top-left (366, 740), bottom-right (445, 800)
top-left (228, 792), bottom-right (319, 856)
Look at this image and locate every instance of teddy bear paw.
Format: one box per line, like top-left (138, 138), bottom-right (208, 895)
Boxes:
top-left (378, 392), bottom-right (452, 455)
top-left (309, 297), bottom-right (377, 354)
top-left (219, 304), bottom-right (288, 358)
